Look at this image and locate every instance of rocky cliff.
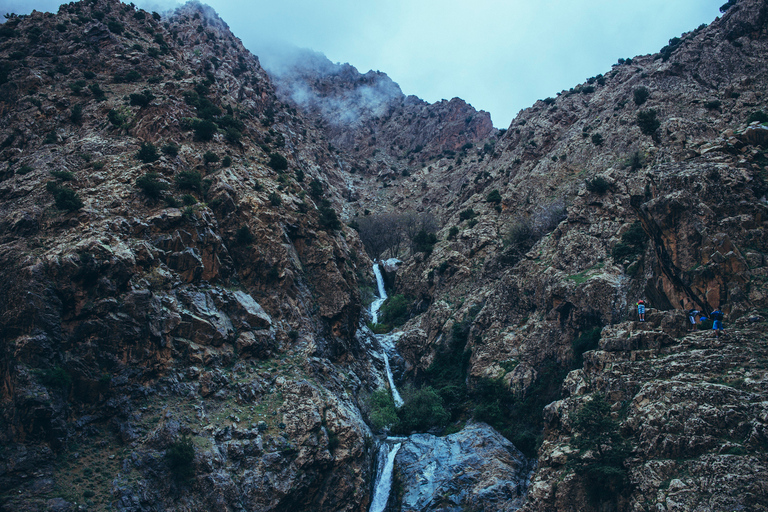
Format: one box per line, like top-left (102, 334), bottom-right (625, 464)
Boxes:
top-left (0, 1), bottom-right (388, 510)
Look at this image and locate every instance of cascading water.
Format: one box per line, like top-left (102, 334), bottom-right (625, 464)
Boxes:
top-left (371, 263), bottom-right (388, 324)
top-left (371, 263), bottom-right (404, 407)
top-left (369, 441), bottom-right (402, 512)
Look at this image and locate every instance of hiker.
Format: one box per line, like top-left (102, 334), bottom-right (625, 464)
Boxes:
top-left (710, 308), bottom-right (724, 337)
top-left (688, 308), bottom-right (701, 331)
top-left (637, 300), bottom-right (646, 322)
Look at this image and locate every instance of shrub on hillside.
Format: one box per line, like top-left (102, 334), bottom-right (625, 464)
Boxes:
top-left (633, 86), bottom-right (650, 106)
top-left (637, 109), bottom-right (660, 136)
top-left (135, 172), bottom-right (168, 199)
top-left (135, 142), bottom-right (159, 163)
top-left (268, 153), bottom-right (288, 171)
top-left (369, 389), bottom-right (399, 431)
top-left (46, 182), bottom-right (83, 211)
top-left (394, 386), bottom-right (449, 434)
top-left (486, 189), bottom-right (502, 204)
top-left (165, 436), bottom-right (195, 481)
top-left (586, 176), bottom-right (610, 194)
top-left (175, 170), bottom-right (202, 192)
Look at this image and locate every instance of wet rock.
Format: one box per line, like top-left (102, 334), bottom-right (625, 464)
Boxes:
top-left (395, 423), bottom-right (533, 512)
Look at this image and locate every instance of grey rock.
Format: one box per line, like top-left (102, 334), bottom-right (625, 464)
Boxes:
top-left (395, 423), bottom-right (532, 512)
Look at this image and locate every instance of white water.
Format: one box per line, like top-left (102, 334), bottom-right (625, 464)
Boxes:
top-left (371, 263), bottom-right (388, 324)
top-left (371, 263), bottom-right (404, 407)
top-left (369, 442), bottom-right (402, 512)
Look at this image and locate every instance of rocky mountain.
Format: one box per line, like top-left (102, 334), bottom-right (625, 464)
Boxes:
top-left (0, 1), bottom-right (387, 510)
top-left (1, 0), bottom-right (767, 511)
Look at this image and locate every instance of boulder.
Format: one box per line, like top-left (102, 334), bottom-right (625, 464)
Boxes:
top-left (395, 423), bottom-right (533, 512)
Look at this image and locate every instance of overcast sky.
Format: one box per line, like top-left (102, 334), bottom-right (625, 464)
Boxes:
top-left (2, 0), bottom-right (725, 127)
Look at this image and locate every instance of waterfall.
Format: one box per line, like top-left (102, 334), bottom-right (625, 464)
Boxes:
top-left (371, 263), bottom-right (404, 407)
top-left (371, 263), bottom-right (388, 324)
top-left (369, 441), bottom-right (402, 512)
top-left (379, 333), bottom-right (404, 407)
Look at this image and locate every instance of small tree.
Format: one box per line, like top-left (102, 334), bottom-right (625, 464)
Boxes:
top-left (135, 142), bottom-right (159, 163)
top-left (166, 435), bottom-right (195, 481)
top-left (633, 86), bottom-right (650, 106)
top-left (175, 170), bottom-right (202, 192)
top-left (268, 153), bottom-right (288, 171)
top-left (136, 172), bottom-right (168, 199)
top-left (47, 182), bottom-right (83, 212)
top-left (637, 109), bottom-right (660, 136)
top-left (486, 189), bottom-right (502, 204)
top-left (369, 389), bottom-right (399, 431)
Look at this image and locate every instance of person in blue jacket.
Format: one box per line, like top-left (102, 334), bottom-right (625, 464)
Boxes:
top-left (710, 308), bottom-right (724, 337)
top-left (637, 300), bottom-right (646, 321)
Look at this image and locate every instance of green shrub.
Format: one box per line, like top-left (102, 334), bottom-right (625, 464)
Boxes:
top-left (486, 189), bottom-right (502, 204)
top-left (107, 20), bottom-right (124, 34)
top-left (107, 108), bottom-right (128, 127)
top-left (175, 170), bottom-right (202, 192)
top-left (309, 179), bottom-right (323, 198)
top-left (136, 172), bottom-right (168, 199)
top-left (412, 229), bottom-right (437, 254)
top-left (585, 176), bottom-right (610, 194)
top-left (89, 83), bottom-right (106, 100)
top-left (705, 99), bottom-right (721, 110)
top-left (591, 133), bottom-right (604, 146)
top-left (165, 435), bottom-right (195, 480)
top-left (633, 86), bottom-right (650, 106)
top-left (268, 153), bottom-right (288, 171)
top-left (40, 366), bottom-right (72, 389)
top-left (50, 170), bottom-right (74, 180)
top-left (747, 110), bottom-right (768, 124)
top-left (203, 151), bottom-right (219, 164)
top-left (268, 191), bottom-right (282, 207)
top-left (572, 394), bottom-right (631, 506)
top-left (637, 109), bottom-right (660, 136)
top-left (379, 294), bottom-right (410, 327)
top-left (447, 226), bottom-right (459, 240)
top-left (624, 150), bottom-right (645, 171)
top-left (395, 386), bottom-right (449, 433)
top-left (129, 89), bottom-right (154, 107)
top-left (17, 165), bottom-right (33, 175)
top-left (319, 201), bottom-right (341, 230)
top-left (161, 143), bottom-right (179, 157)
top-left (295, 169), bottom-right (304, 182)
top-left (459, 209), bottom-right (476, 221)
top-left (369, 389), bottom-right (399, 431)
top-left (222, 156), bottom-right (232, 167)
top-left (47, 182), bottom-right (83, 211)
top-left (182, 194), bottom-right (197, 206)
top-left (225, 127), bottom-right (242, 144)
top-left (70, 104), bottom-right (84, 125)
top-left (135, 142), bottom-right (159, 163)
top-left (612, 221), bottom-right (647, 263)
top-left (235, 225), bottom-right (254, 245)
top-left (193, 119), bottom-right (217, 141)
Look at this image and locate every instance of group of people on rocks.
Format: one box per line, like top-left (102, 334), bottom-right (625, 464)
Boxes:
top-left (636, 300), bottom-right (725, 337)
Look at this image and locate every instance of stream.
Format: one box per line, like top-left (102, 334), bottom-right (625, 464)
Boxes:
top-left (369, 262), bottom-right (405, 511)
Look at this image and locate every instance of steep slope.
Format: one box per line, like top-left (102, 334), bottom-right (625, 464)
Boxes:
top-left (265, 48), bottom-right (496, 213)
top-left (320, 0), bottom-right (767, 510)
top-left (0, 1), bottom-right (388, 510)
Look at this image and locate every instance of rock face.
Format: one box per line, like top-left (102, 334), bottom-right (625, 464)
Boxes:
top-left (394, 423), bottom-right (534, 512)
top-left (0, 1), bottom-right (381, 510)
top-left (521, 317), bottom-right (768, 512)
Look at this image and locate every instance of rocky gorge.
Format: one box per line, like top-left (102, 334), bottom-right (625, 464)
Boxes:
top-left (0, 0), bottom-right (767, 511)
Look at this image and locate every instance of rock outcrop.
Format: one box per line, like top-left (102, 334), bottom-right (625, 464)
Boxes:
top-left (393, 423), bottom-right (534, 512)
